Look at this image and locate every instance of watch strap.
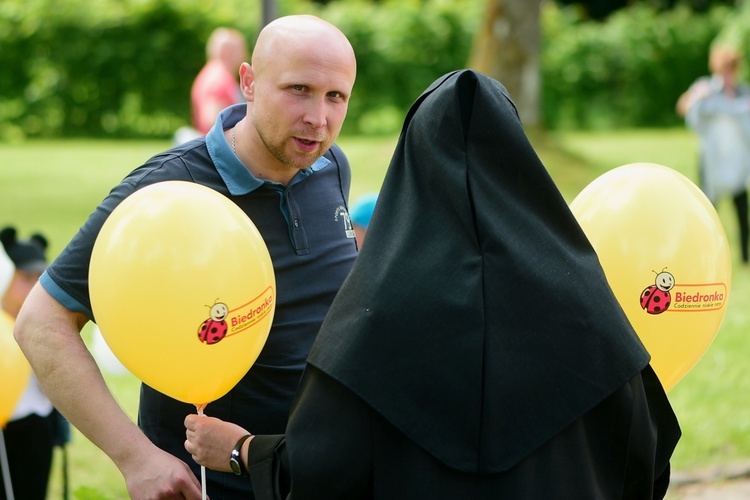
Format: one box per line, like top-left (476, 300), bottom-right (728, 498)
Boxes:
top-left (230, 433), bottom-right (252, 476)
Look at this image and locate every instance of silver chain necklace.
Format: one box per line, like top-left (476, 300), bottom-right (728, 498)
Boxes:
top-left (231, 126), bottom-right (237, 154)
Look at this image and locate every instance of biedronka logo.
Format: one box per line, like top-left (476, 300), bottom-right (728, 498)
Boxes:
top-left (639, 268), bottom-right (726, 315)
top-left (197, 287), bottom-right (275, 345)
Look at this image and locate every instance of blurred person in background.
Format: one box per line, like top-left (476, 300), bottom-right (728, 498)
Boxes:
top-left (348, 192), bottom-right (378, 248)
top-left (175, 27), bottom-right (249, 144)
top-left (677, 44), bottom-right (750, 264)
top-left (0, 226), bottom-right (69, 500)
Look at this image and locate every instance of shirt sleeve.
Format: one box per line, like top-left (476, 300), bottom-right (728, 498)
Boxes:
top-left (247, 434), bottom-right (289, 500)
top-left (43, 178), bottom-right (139, 319)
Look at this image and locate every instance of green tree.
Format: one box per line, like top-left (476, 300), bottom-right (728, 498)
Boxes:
top-left (468, 0), bottom-right (542, 126)
top-left (557, 0), bottom-right (736, 20)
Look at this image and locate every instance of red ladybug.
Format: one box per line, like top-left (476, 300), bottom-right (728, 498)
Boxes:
top-left (640, 270), bottom-right (674, 315)
top-left (198, 319), bottom-right (228, 344)
top-left (198, 301), bottom-right (229, 344)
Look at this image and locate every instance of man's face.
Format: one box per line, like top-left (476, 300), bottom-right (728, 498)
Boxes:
top-left (245, 44), bottom-right (355, 171)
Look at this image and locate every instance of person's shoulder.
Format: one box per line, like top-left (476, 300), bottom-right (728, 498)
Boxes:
top-left (193, 60), bottom-right (233, 90)
top-left (124, 139), bottom-right (214, 186)
top-left (738, 81), bottom-right (750, 96)
top-left (327, 142), bottom-right (346, 155)
top-left (324, 144), bottom-right (351, 173)
top-left (326, 143), bottom-right (349, 162)
top-left (152, 136), bottom-right (208, 162)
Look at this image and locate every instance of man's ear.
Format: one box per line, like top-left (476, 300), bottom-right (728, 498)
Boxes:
top-left (239, 63), bottom-right (254, 102)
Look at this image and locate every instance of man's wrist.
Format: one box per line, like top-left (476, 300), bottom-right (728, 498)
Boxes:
top-left (229, 434), bottom-right (252, 476)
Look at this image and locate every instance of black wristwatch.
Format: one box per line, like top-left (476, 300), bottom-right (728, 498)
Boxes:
top-left (229, 434), bottom-right (252, 476)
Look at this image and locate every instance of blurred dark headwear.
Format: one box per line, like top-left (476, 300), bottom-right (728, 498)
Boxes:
top-left (0, 226), bottom-right (49, 273)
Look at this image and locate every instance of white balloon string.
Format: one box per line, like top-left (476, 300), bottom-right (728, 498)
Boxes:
top-left (196, 404), bottom-right (207, 500)
top-left (201, 465), bottom-right (206, 500)
top-left (0, 429), bottom-right (15, 500)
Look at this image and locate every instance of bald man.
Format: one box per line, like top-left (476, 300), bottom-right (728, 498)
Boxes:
top-left (15, 15), bottom-right (358, 499)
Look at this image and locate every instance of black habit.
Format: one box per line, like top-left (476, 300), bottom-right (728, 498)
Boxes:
top-left (247, 69), bottom-right (681, 499)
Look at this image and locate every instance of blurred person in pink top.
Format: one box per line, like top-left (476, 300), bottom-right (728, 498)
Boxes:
top-left (191, 27), bottom-right (248, 135)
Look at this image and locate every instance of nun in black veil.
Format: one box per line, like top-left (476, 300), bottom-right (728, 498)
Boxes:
top-left (185, 69), bottom-right (681, 499)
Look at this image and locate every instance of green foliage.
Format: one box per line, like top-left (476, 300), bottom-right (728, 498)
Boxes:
top-left (1, 0), bottom-right (748, 137)
top-left (0, 0), bottom-right (477, 139)
top-left (542, 2), bottom-right (731, 129)
top-left (275, 0), bottom-right (480, 134)
top-left (0, 0), bottom-right (261, 140)
top-left (715, 0), bottom-right (750, 62)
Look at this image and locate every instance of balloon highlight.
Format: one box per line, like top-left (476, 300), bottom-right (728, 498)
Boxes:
top-left (0, 311), bottom-right (30, 428)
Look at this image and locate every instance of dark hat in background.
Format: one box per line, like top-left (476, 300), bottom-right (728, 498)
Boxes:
top-left (0, 226), bottom-right (49, 274)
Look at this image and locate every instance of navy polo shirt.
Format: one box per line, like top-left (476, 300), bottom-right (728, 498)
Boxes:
top-left (41, 104), bottom-right (358, 497)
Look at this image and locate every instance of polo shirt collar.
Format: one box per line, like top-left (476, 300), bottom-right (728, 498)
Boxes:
top-left (206, 104), bottom-right (331, 196)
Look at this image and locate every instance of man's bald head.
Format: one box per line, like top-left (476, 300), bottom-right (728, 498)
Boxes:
top-left (251, 15), bottom-right (356, 79)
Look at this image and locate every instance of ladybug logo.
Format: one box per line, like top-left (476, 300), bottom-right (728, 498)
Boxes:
top-left (198, 300), bottom-right (229, 345)
top-left (640, 268), bottom-right (675, 315)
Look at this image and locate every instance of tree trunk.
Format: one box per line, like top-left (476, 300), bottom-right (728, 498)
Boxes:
top-left (261, 0), bottom-right (278, 28)
top-left (468, 0), bottom-right (541, 127)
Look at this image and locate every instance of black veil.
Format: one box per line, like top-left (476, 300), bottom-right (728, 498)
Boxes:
top-left (308, 70), bottom-right (650, 473)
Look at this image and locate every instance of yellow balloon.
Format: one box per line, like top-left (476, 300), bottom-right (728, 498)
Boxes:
top-left (570, 163), bottom-right (731, 392)
top-left (89, 181), bottom-right (275, 406)
top-left (0, 311), bottom-right (31, 428)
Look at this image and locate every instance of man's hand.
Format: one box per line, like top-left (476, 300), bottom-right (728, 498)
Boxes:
top-left (121, 447), bottom-right (204, 499)
top-left (185, 414), bottom-right (252, 473)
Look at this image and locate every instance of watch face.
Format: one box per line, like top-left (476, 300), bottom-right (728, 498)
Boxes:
top-left (230, 456), bottom-right (242, 475)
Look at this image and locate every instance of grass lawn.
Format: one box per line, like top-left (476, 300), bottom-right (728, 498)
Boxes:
top-left (0, 127), bottom-right (747, 498)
